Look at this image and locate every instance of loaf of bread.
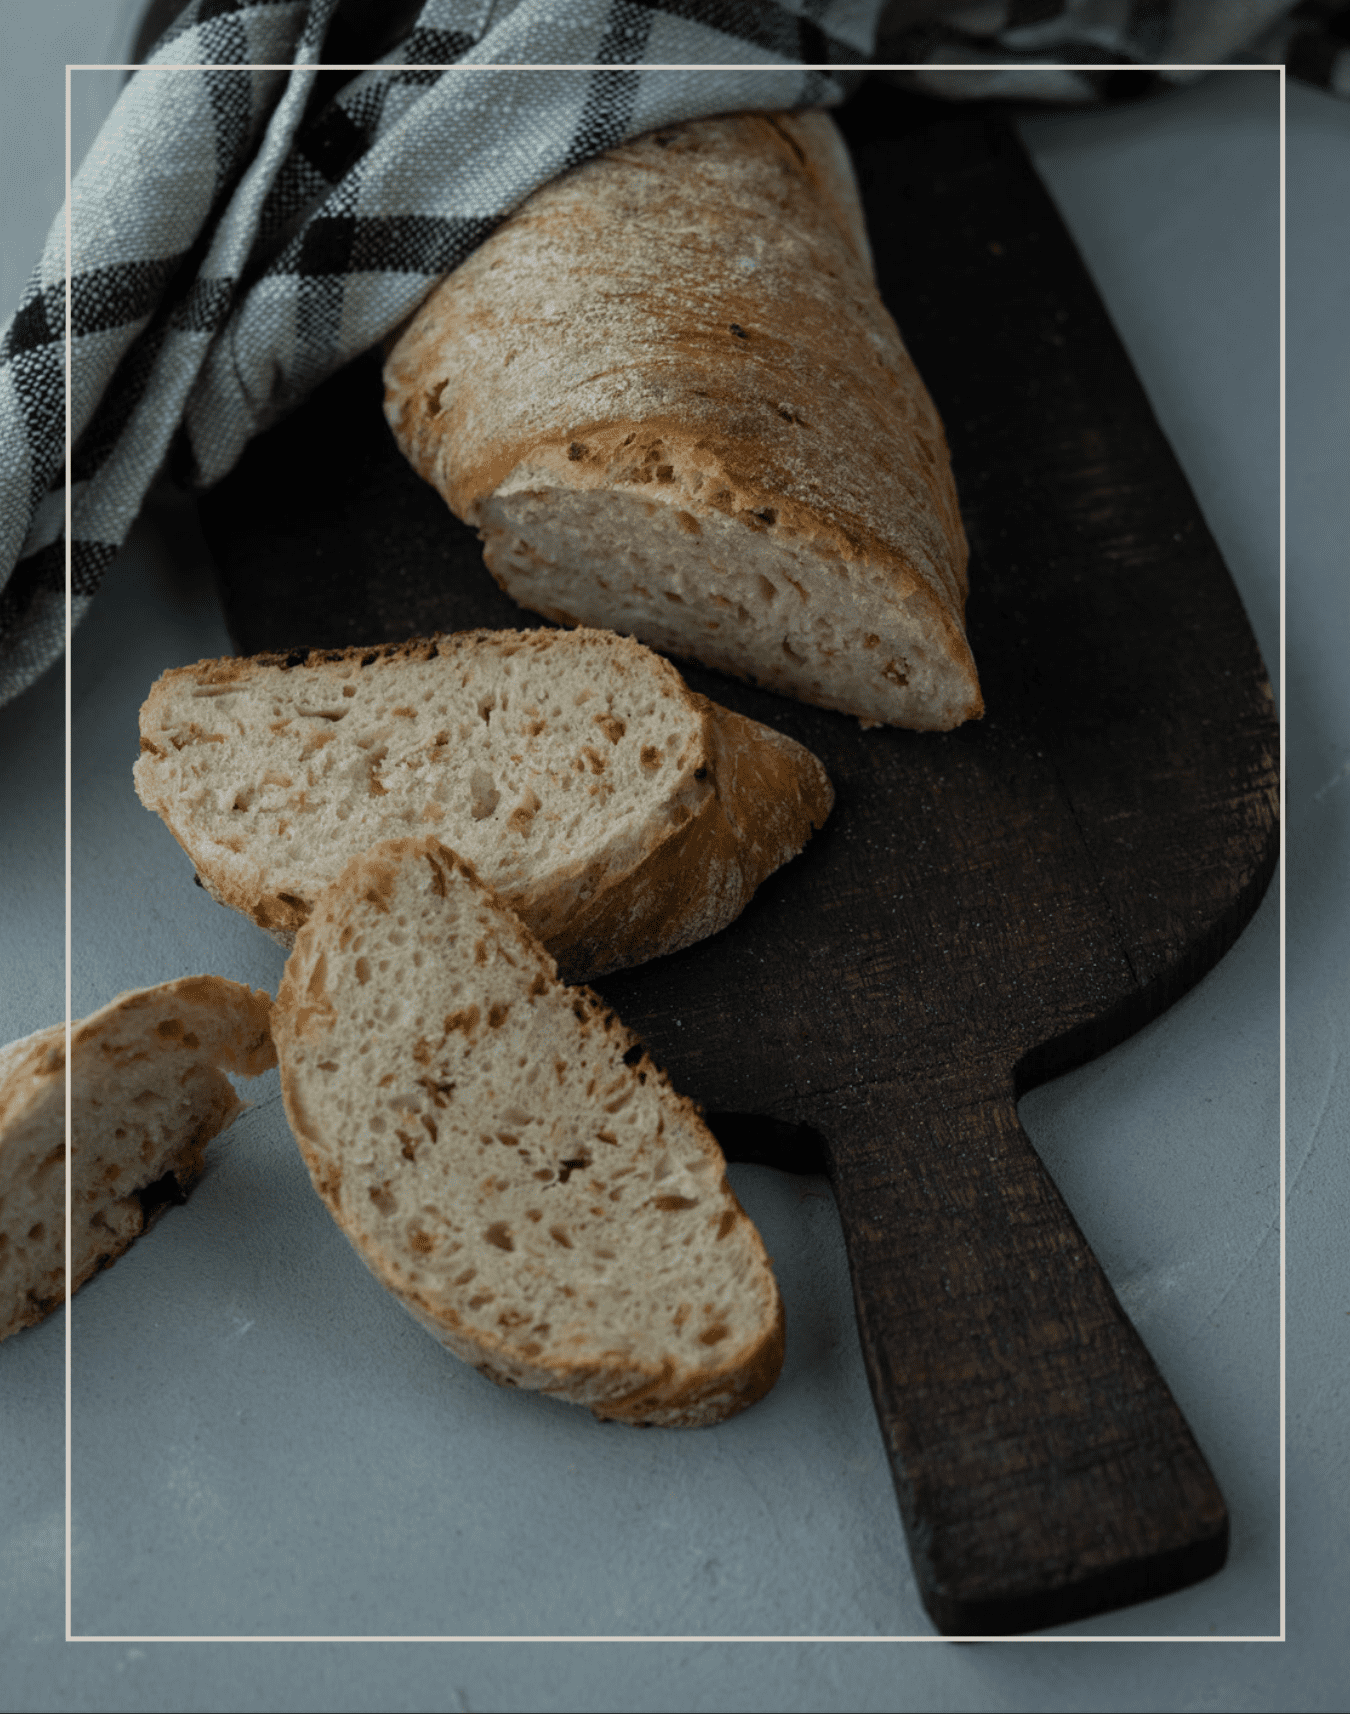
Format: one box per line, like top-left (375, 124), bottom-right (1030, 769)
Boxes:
top-left (383, 109), bottom-right (981, 732)
top-left (0, 977), bottom-right (276, 1341)
top-left (134, 627), bottom-right (832, 979)
top-left (273, 836), bottom-right (784, 1426)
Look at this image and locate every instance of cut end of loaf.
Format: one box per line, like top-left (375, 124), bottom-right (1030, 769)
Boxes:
top-left (274, 836), bottom-right (784, 1427)
top-left (478, 464), bottom-right (983, 732)
top-left (382, 107), bottom-right (982, 733)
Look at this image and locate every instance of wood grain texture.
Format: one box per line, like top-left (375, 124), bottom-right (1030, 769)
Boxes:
top-left (196, 88), bottom-right (1278, 1634)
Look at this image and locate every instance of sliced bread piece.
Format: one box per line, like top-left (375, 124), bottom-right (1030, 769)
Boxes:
top-left (383, 109), bottom-right (982, 732)
top-left (134, 627), bottom-right (832, 977)
top-left (0, 977), bottom-right (276, 1341)
top-left (273, 836), bottom-right (784, 1427)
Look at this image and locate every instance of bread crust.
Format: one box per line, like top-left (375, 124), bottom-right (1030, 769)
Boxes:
top-left (134, 628), bottom-right (832, 979)
top-left (0, 977), bottom-right (276, 1340)
top-left (538, 692), bottom-right (832, 979)
top-left (274, 837), bottom-right (785, 1426)
top-left (383, 109), bottom-right (982, 731)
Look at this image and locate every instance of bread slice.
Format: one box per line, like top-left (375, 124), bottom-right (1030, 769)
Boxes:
top-left (273, 836), bottom-right (784, 1427)
top-left (383, 109), bottom-right (982, 732)
top-left (0, 977), bottom-right (276, 1341)
top-left (134, 627), bottom-right (832, 977)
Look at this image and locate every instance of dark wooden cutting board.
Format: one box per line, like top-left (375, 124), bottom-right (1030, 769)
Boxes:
top-left (195, 86), bottom-right (1279, 1635)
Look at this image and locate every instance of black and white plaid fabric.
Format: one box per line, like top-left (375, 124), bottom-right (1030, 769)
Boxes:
top-left (875, 0), bottom-right (1350, 104)
top-left (1, 0), bottom-right (1344, 708)
top-left (0, 0), bottom-right (883, 706)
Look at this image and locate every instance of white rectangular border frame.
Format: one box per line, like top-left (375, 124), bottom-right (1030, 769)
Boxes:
top-left (60, 56), bottom-right (1288, 1645)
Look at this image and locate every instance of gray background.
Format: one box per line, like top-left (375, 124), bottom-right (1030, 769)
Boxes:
top-left (1, 8), bottom-right (1344, 1711)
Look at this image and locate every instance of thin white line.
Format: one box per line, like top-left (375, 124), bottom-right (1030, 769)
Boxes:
top-left (75, 60), bottom-right (854, 72)
top-left (65, 60), bottom-right (1286, 73)
top-left (60, 53), bottom-right (1288, 1652)
top-left (66, 1633), bottom-right (1283, 1644)
top-left (1277, 61), bottom-right (1288, 1650)
top-left (63, 55), bottom-right (74, 1653)
top-left (72, 60), bottom-right (866, 72)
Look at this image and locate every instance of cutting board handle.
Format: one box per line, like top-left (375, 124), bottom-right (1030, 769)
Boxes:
top-left (808, 1077), bottom-right (1229, 1635)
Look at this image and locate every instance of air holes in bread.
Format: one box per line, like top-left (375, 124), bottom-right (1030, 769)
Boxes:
top-left (136, 630), bottom-right (830, 984)
top-left (469, 769), bottom-right (499, 821)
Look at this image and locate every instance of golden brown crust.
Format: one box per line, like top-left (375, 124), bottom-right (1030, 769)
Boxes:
top-left (384, 1153), bottom-right (786, 1429)
top-left (589, 1269), bottom-right (786, 1426)
top-left (546, 694), bottom-right (833, 980)
top-left (0, 978), bottom-right (277, 1341)
top-left (136, 628), bottom-right (832, 974)
top-left (273, 838), bottom-right (784, 1427)
top-left (384, 109), bottom-right (981, 730)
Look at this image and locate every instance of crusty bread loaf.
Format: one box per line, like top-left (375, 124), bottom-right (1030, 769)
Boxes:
top-left (383, 109), bottom-right (982, 732)
top-left (0, 978), bottom-right (276, 1341)
top-left (273, 837), bottom-right (784, 1426)
top-left (134, 627), bottom-right (832, 978)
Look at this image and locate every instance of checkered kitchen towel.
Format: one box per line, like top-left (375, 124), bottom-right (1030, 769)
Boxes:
top-left (877, 0), bottom-right (1350, 104)
top-left (1, 0), bottom-right (1345, 708)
